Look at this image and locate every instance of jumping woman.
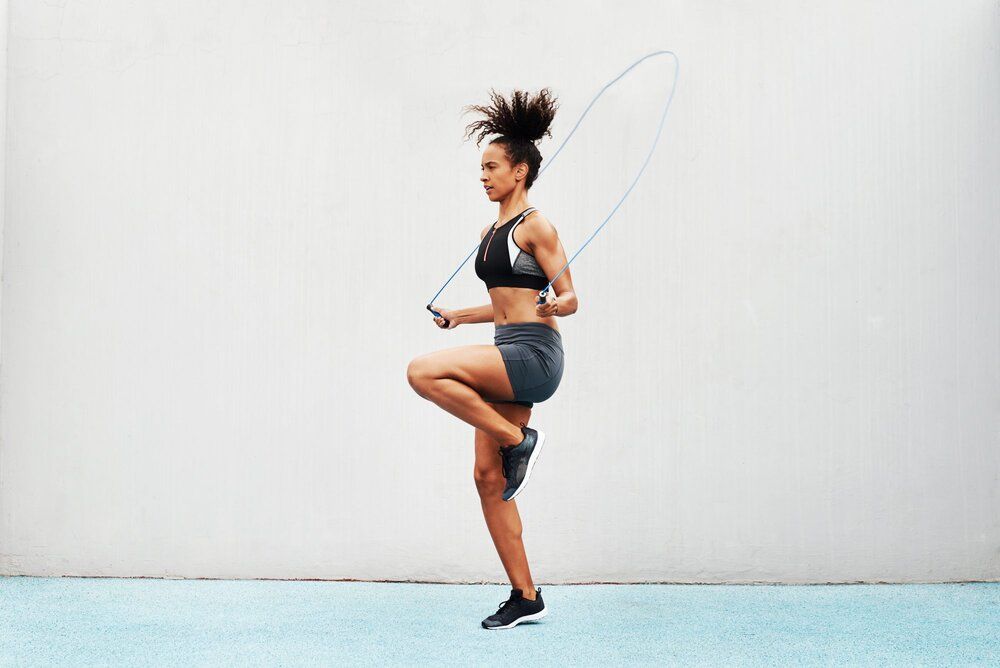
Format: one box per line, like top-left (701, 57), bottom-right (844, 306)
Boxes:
top-left (406, 88), bottom-right (578, 630)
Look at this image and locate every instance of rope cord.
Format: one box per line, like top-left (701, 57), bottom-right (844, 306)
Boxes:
top-left (427, 50), bottom-right (680, 322)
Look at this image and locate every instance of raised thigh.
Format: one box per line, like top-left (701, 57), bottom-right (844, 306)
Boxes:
top-left (412, 344), bottom-right (517, 404)
top-left (474, 401), bottom-right (532, 477)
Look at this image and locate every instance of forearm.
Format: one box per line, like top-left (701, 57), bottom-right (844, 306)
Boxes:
top-left (455, 302), bottom-right (495, 324)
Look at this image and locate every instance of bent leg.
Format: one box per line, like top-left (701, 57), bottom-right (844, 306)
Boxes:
top-left (407, 345), bottom-right (525, 447)
top-left (473, 401), bottom-right (537, 599)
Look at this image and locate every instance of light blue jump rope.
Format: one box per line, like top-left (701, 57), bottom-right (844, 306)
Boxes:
top-left (427, 50), bottom-right (680, 326)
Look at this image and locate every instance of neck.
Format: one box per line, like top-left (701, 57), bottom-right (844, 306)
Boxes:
top-left (498, 197), bottom-right (531, 225)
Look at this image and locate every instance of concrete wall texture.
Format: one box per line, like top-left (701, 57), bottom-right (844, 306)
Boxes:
top-left (1, 1), bottom-right (998, 583)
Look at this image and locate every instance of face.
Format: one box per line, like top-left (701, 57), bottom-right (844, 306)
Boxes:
top-left (480, 142), bottom-right (527, 201)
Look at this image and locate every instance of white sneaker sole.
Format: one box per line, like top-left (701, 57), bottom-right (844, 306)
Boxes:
top-left (505, 429), bottom-right (545, 501)
top-left (484, 605), bottom-right (548, 630)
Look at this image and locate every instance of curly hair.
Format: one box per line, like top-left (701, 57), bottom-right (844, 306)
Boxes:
top-left (461, 87), bottom-right (559, 190)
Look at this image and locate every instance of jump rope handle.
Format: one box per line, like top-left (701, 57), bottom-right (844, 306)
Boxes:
top-left (426, 304), bottom-right (449, 328)
top-left (537, 290), bottom-right (549, 306)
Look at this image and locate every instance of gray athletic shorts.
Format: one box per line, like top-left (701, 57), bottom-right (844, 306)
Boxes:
top-left (493, 322), bottom-right (564, 408)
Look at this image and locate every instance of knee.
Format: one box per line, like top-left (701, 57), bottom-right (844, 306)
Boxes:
top-left (474, 466), bottom-right (504, 495)
top-left (406, 358), bottom-right (434, 396)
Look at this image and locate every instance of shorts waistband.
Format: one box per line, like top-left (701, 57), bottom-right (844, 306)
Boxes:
top-left (494, 322), bottom-right (562, 338)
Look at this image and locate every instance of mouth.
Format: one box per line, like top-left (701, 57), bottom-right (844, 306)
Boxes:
top-left (484, 186), bottom-right (493, 192)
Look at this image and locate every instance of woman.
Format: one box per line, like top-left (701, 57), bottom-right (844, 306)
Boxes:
top-left (406, 88), bottom-right (578, 630)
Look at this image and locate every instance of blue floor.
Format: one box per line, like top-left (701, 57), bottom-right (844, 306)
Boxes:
top-left (1, 577), bottom-right (997, 666)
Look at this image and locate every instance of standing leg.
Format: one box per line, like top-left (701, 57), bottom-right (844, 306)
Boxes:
top-left (473, 401), bottom-right (538, 600)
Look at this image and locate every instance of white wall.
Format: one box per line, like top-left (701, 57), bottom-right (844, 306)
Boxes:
top-left (0, 0), bottom-right (6, 445)
top-left (1, 1), bottom-right (998, 583)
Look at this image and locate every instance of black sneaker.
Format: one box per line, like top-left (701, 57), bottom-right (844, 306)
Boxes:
top-left (498, 426), bottom-right (546, 502)
top-left (481, 587), bottom-right (547, 630)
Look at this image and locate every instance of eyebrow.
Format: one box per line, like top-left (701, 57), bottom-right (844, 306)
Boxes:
top-left (482, 161), bottom-right (499, 166)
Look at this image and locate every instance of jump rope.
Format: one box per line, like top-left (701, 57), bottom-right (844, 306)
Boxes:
top-left (427, 49), bottom-right (680, 327)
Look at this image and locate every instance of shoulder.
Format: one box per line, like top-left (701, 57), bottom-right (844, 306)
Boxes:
top-left (480, 224), bottom-right (491, 241)
top-left (517, 210), bottom-right (559, 252)
top-left (522, 209), bottom-right (556, 233)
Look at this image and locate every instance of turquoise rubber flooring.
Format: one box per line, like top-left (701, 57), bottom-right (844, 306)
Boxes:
top-left (1, 577), bottom-right (997, 666)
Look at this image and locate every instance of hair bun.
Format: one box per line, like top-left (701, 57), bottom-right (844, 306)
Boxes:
top-left (462, 88), bottom-right (559, 146)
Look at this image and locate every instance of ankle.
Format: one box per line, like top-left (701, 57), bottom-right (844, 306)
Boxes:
top-left (502, 426), bottom-right (525, 448)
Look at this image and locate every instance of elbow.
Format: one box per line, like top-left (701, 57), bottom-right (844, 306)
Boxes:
top-left (560, 292), bottom-right (580, 317)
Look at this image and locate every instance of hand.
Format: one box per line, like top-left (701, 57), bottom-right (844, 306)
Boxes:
top-left (535, 292), bottom-right (559, 317)
top-left (430, 305), bottom-right (459, 330)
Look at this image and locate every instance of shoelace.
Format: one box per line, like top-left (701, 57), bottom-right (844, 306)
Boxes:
top-left (495, 596), bottom-right (517, 614)
top-left (498, 427), bottom-right (525, 480)
top-left (497, 446), bottom-right (510, 480)
top-left (498, 446), bottom-right (514, 480)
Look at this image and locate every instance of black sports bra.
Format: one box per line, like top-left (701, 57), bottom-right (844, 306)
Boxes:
top-left (474, 207), bottom-right (549, 290)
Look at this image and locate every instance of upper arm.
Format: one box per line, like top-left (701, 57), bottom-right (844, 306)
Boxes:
top-left (519, 213), bottom-right (574, 294)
